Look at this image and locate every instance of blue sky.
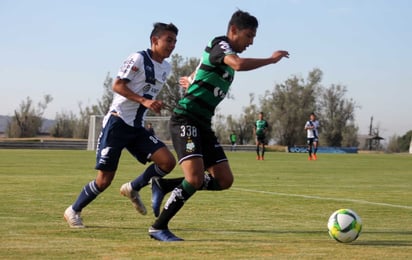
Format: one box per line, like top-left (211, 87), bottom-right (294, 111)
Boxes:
top-left (1, 0), bottom-right (411, 138)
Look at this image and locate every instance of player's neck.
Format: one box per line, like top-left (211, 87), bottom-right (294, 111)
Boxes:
top-left (148, 49), bottom-right (164, 63)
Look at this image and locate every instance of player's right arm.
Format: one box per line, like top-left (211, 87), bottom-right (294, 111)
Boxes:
top-left (223, 51), bottom-right (289, 71)
top-left (112, 79), bottom-right (163, 114)
top-left (114, 52), bottom-right (163, 113)
top-left (304, 121), bottom-right (314, 130)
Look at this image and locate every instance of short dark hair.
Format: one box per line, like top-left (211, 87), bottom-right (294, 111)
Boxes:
top-left (227, 10), bottom-right (258, 32)
top-left (150, 22), bottom-right (178, 39)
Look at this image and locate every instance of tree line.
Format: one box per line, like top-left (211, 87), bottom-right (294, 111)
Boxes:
top-left (6, 54), bottom-right (411, 151)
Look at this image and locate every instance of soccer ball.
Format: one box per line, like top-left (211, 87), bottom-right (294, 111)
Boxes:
top-left (327, 209), bottom-right (362, 243)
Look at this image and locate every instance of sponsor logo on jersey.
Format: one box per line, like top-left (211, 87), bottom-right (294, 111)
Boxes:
top-left (143, 84), bottom-right (160, 95)
top-left (213, 87), bottom-right (226, 98)
top-left (121, 58), bottom-right (136, 73)
top-left (143, 84), bottom-right (151, 93)
top-left (145, 65), bottom-right (153, 73)
top-left (222, 71), bottom-right (233, 82)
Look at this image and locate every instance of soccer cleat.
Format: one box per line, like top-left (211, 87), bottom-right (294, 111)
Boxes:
top-left (256, 155), bottom-right (260, 160)
top-left (312, 154), bottom-right (317, 160)
top-left (149, 227), bottom-right (184, 242)
top-left (151, 177), bottom-right (165, 217)
top-left (64, 206), bottom-right (85, 228)
top-left (120, 182), bottom-right (147, 215)
top-left (261, 156), bottom-right (264, 160)
top-left (308, 156), bottom-right (312, 161)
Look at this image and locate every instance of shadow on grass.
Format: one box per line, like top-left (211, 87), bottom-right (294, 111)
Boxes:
top-left (352, 240), bottom-right (412, 247)
top-left (77, 226), bottom-right (412, 246)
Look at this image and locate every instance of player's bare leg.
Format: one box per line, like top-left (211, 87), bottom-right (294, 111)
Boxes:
top-left (64, 170), bottom-right (115, 228)
top-left (121, 147), bottom-right (176, 215)
top-left (206, 161), bottom-right (234, 190)
top-left (312, 141), bottom-right (318, 160)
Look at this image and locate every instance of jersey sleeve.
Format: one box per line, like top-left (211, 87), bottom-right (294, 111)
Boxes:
top-left (117, 52), bottom-right (144, 81)
top-left (209, 39), bottom-right (236, 66)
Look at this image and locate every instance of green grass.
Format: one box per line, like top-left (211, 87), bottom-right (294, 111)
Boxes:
top-left (0, 150), bottom-right (411, 259)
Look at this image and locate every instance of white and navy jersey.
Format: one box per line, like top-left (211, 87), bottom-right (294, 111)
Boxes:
top-left (305, 120), bottom-right (320, 138)
top-left (106, 49), bottom-right (171, 128)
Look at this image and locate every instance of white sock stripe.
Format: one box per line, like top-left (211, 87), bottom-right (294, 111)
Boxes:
top-left (89, 181), bottom-right (100, 195)
top-left (154, 164), bottom-right (167, 177)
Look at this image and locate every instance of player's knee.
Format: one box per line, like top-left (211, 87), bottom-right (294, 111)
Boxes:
top-left (152, 149), bottom-right (176, 173)
top-left (159, 155), bottom-right (176, 173)
top-left (95, 171), bottom-right (115, 191)
top-left (95, 178), bottom-right (112, 191)
top-left (188, 175), bottom-right (204, 189)
top-left (219, 174), bottom-right (234, 190)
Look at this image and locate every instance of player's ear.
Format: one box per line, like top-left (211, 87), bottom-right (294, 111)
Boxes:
top-left (229, 24), bottom-right (238, 36)
top-left (151, 35), bottom-right (159, 46)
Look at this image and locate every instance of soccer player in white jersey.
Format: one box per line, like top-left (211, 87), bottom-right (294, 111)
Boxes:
top-left (304, 112), bottom-right (320, 160)
top-left (64, 23), bottom-right (179, 228)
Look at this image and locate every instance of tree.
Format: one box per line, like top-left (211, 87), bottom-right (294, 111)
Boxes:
top-left (7, 95), bottom-right (53, 137)
top-left (398, 130), bottom-right (412, 152)
top-left (259, 69), bottom-right (321, 146)
top-left (387, 134), bottom-right (401, 153)
top-left (156, 54), bottom-right (200, 115)
top-left (213, 94), bottom-right (257, 145)
top-left (94, 72), bottom-right (113, 115)
top-left (50, 111), bottom-right (77, 138)
top-left (341, 123), bottom-right (360, 147)
top-left (319, 84), bottom-right (358, 147)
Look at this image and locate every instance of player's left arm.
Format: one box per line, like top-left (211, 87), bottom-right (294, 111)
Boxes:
top-left (223, 51), bottom-right (289, 71)
top-left (264, 121), bottom-right (269, 134)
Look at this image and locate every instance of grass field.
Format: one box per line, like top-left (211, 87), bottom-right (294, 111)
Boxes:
top-left (0, 149), bottom-right (411, 259)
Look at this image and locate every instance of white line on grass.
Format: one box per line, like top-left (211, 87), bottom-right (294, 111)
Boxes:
top-left (233, 187), bottom-right (412, 210)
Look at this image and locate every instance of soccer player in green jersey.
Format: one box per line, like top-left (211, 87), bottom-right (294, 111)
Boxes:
top-left (148, 10), bottom-right (289, 241)
top-left (254, 112), bottom-right (268, 160)
top-left (230, 132), bottom-right (237, 151)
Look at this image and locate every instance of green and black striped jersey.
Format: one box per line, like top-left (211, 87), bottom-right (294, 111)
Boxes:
top-left (174, 36), bottom-right (236, 128)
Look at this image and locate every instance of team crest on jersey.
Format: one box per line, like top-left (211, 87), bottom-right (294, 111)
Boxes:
top-left (186, 138), bottom-right (195, 153)
top-left (131, 66), bottom-right (139, 72)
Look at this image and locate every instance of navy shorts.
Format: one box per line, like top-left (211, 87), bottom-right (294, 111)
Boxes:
top-left (95, 115), bottom-right (165, 171)
top-left (307, 137), bottom-right (319, 145)
top-left (256, 134), bottom-right (266, 144)
top-left (170, 114), bottom-right (227, 169)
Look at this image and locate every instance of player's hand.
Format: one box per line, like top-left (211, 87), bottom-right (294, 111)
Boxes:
top-left (179, 76), bottom-right (191, 89)
top-left (271, 50), bottom-right (289, 63)
top-left (142, 99), bottom-right (163, 114)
